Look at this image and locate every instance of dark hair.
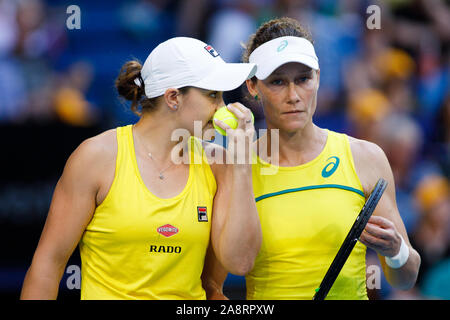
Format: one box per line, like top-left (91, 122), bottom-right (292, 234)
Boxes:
top-left (115, 60), bottom-right (158, 116)
top-left (115, 60), bottom-right (193, 116)
top-left (242, 17), bottom-right (314, 65)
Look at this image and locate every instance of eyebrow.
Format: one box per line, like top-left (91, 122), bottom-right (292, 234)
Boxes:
top-left (200, 89), bottom-right (218, 94)
top-left (271, 70), bottom-right (313, 77)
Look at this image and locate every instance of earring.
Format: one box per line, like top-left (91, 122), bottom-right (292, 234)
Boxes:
top-left (173, 105), bottom-right (178, 110)
top-left (254, 94), bottom-right (259, 100)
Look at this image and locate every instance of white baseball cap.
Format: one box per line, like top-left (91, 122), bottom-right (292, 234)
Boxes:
top-left (249, 36), bottom-right (319, 80)
top-left (137, 37), bottom-right (257, 98)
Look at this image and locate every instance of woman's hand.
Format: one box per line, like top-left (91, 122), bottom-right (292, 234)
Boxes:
top-left (213, 103), bottom-right (255, 165)
top-left (359, 215), bottom-right (402, 258)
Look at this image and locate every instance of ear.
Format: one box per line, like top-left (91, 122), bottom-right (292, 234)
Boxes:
top-left (245, 79), bottom-right (258, 97)
top-left (315, 69), bottom-right (320, 90)
top-left (163, 88), bottom-right (179, 111)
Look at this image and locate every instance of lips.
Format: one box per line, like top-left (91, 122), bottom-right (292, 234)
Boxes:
top-left (283, 110), bottom-right (304, 114)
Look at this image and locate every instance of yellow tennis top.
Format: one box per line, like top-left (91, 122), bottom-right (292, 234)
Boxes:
top-left (79, 125), bottom-right (216, 300)
top-left (247, 130), bottom-right (367, 300)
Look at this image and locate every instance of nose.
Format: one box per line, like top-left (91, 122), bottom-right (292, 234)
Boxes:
top-left (287, 82), bottom-right (300, 104)
top-left (216, 98), bottom-right (225, 111)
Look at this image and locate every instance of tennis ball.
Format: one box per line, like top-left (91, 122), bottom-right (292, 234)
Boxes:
top-left (213, 106), bottom-right (254, 136)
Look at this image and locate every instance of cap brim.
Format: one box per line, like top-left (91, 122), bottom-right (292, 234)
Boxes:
top-left (255, 53), bottom-right (319, 80)
top-left (191, 63), bottom-right (257, 92)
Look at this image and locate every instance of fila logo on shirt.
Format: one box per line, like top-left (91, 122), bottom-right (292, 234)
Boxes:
top-left (197, 206), bottom-right (208, 222)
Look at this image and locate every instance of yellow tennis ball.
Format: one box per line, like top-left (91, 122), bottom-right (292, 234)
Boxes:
top-left (213, 106), bottom-right (254, 136)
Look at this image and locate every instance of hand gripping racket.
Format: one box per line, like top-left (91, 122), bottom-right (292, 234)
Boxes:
top-left (313, 178), bottom-right (388, 300)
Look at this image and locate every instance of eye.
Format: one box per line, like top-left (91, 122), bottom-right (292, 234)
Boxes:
top-left (209, 91), bottom-right (218, 99)
top-left (295, 76), bottom-right (310, 84)
top-left (270, 79), bottom-right (283, 85)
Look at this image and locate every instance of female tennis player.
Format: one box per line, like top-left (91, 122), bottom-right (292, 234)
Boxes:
top-left (210, 17), bottom-right (421, 300)
top-left (245, 17), bottom-right (421, 300)
top-left (20, 37), bottom-right (261, 300)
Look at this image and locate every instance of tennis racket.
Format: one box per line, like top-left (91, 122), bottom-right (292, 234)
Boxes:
top-left (313, 178), bottom-right (388, 300)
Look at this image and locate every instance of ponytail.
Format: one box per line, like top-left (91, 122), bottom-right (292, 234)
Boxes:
top-left (115, 60), bottom-right (158, 115)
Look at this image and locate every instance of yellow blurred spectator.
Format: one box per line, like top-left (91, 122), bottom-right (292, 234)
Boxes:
top-left (374, 48), bottom-right (415, 80)
top-left (53, 87), bottom-right (94, 126)
top-left (415, 174), bottom-right (450, 213)
top-left (349, 88), bottom-right (390, 125)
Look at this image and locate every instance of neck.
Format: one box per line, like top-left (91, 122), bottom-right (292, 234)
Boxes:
top-left (133, 112), bottom-right (187, 163)
top-left (262, 122), bottom-right (327, 166)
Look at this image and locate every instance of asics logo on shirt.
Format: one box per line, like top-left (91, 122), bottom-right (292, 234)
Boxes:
top-left (321, 156), bottom-right (340, 178)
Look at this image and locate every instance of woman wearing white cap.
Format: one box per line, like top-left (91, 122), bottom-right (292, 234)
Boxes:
top-left (21, 37), bottom-right (261, 299)
top-left (219, 17), bottom-right (420, 299)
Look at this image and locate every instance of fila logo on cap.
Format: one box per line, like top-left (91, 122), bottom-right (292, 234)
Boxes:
top-left (204, 45), bottom-right (220, 57)
top-left (197, 206), bottom-right (208, 222)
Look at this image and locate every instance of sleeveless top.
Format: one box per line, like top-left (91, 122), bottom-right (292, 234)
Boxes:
top-left (247, 130), bottom-right (367, 300)
top-left (79, 125), bottom-right (217, 299)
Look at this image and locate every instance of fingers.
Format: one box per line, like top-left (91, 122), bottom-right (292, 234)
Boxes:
top-left (359, 230), bottom-right (391, 252)
top-left (359, 217), bottom-right (401, 257)
top-left (213, 118), bottom-right (231, 133)
top-left (368, 215), bottom-right (395, 229)
top-left (226, 103), bottom-right (245, 120)
top-left (364, 222), bottom-right (392, 240)
top-left (221, 103), bottom-right (255, 165)
top-left (226, 103), bottom-right (253, 130)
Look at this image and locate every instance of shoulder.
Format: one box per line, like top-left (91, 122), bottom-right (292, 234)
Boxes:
top-left (347, 135), bottom-right (392, 195)
top-left (348, 135), bottom-right (387, 163)
top-left (72, 129), bottom-right (117, 164)
top-left (63, 128), bottom-right (117, 183)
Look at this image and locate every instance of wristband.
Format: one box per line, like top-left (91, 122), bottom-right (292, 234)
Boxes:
top-left (385, 235), bottom-right (409, 269)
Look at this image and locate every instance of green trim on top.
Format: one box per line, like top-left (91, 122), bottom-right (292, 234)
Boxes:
top-left (255, 184), bottom-right (365, 202)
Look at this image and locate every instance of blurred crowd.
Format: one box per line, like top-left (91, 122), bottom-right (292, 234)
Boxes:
top-left (0, 0), bottom-right (448, 300)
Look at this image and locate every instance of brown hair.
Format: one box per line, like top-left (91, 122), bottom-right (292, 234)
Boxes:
top-left (115, 60), bottom-right (157, 115)
top-left (242, 17), bottom-right (314, 65)
top-left (115, 60), bottom-right (190, 116)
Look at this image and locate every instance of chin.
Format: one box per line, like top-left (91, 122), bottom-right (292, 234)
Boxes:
top-left (282, 120), bottom-right (308, 133)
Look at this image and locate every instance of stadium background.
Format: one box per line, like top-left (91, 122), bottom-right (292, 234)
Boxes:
top-left (0, 0), bottom-right (448, 300)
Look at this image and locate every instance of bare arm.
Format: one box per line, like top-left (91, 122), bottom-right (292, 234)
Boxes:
top-left (207, 103), bottom-right (262, 276)
top-left (351, 138), bottom-right (421, 290)
top-left (20, 133), bottom-right (115, 299)
top-left (201, 244), bottom-right (229, 300)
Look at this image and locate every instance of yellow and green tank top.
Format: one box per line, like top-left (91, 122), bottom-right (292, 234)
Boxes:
top-left (247, 129), bottom-right (367, 300)
top-left (79, 125), bottom-right (216, 300)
